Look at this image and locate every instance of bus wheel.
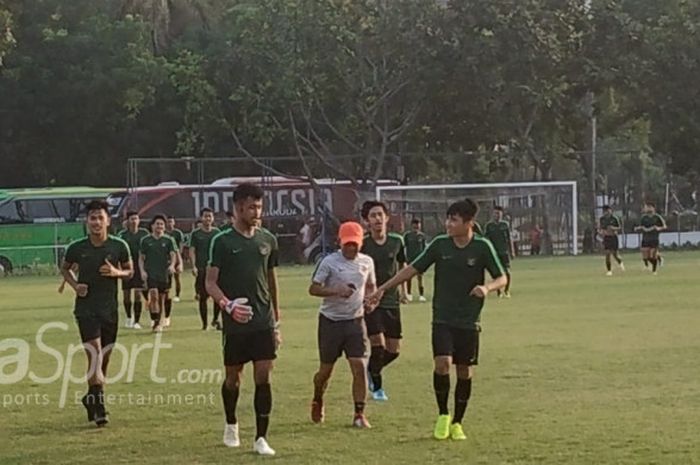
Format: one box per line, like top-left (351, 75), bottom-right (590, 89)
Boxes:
top-left (0, 256), bottom-right (12, 275)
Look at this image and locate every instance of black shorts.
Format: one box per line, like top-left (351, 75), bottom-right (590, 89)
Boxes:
top-left (364, 307), bottom-right (402, 339)
top-left (76, 312), bottom-right (118, 347)
top-left (223, 329), bottom-right (277, 366)
top-left (195, 273), bottom-right (208, 297)
top-left (432, 323), bottom-right (480, 366)
top-left (498, 253), bottom-right (511, 269)
top-left (147, 277), bottom-right (171, 293)
top-left (122, 269), bottom-right (144, 290)
top-left (641, 238), bottom-right (660, 249)
top-left (318, 314), bottom-right (368, 364)
top-left (603, 236), bottom-right (619, 251)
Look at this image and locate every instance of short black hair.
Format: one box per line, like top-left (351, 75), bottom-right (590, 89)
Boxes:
top-left (494, 206), bottom-right (504, 212)
top-left (602, 205), bottom-right (611, 211)
top-left (86, 199), bottom-right (110, 215)
top-left (411, 218), bottom-right (421, 225)
top-left (151, 214), bottom-right (167, 225)
top-left (200, 207), bottom-right (214, 216)
top-left (644, 201), bottom-right (656, 208)
top-left (225, 210), bottom-right (234, 218)
top-left (234, 183), bottom-right (264, 203)
top-left (361, 200), bottom-right (388, 220)
top-left (167, 215), bottom-right (175, 220)
top-left (126, 210), bottom-right (139, 219)
top-left (447, 199), bottom-right (479, 222)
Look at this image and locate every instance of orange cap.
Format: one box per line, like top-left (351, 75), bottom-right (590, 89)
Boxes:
top-left (338, 221), bottom-right (364, 246)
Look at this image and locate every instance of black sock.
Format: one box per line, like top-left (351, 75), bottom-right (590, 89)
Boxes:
top-left (383, 350), bottom-right (399, 368)
top-left (433, 372), bottom-right (450, 416)
top-left (505, 273), bottom-right (511, 293)
top-left (615, 254), bottom-right (623, 265)
top-left (213, 304), bottom-right (221, 325)
top-left (124, 300), bottom-right (132, 319)
top-left (254, 383), bottom-right (272, 439)
top-left (354, 401), bottom-right (366, 415)
top-left (453, 377), bottom-right (472, 424)
top-left (419, 286), bottom-right (425, 297)
top-left (165, 298), bottom-right (172, 318)
top-left (368, 346), bottom-right (385, 390)
top-left (606, 256), bottom-right (612, 271)
top-left (221, 382), bottom-right (239, 425)
top-left (651, 258), bottom-right (658, 272)
top-left (643, 258), bottom-right (649, 267)
top-left (150, 309), bottom-right (160, 325)
top-left (134, 301), bottom-right (142, 323)
top-left (198, 299), bottom-right (208, 328)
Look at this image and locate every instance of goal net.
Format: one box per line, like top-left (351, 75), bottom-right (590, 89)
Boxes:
top-left (376, 182), bottom-right (578, 255)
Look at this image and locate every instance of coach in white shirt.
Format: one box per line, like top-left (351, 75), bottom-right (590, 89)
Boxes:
top-left (308, 221), bottom-right (378, 429)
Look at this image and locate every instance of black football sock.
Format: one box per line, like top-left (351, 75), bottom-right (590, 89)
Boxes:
top-left (164, 298), bottom-right (172, 318)
top-left (198, 299), bottom-right (208, 328)
top-left (614, 253), bottom-right (623, 265)
top-left (505, 272), bottom-right (512, 293)
top-left (419, 286), bottom-right (425, 297)
top-left (643, 258), bottom-right (649, 267)
top-left (221, 382), bottom-right (239, 425)
top-left (383, 350), bottom-right (399, 368)
top-left (254, 383), bottom-right (272, 439)
top-left (368, 346), bottom-right (385, 390)
top-left (453, 377), bottom-right (473, 424)
top-left (651, 258), bottom-right (658, 272)
top-left (124, 299), bottom-right (132, 319)
top-left (433, 373), bottom-right (450, 416)
top-left (133, 301), bottom-right (143, 323)
top-left (213, 304), bottom-right (221, 325)
top-left (606, 256), bottom-right (612, 271)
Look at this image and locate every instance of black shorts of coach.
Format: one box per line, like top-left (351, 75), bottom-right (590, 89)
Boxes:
top-left (75, 311), bottom-right (118, 347)
top-left (318, 314), bottom-right (369, 364)
top-left (603, 236), bottom-right (619, 251)
top-left (122, 268), bottom-right (144, 291)
top-left (223, 329), bottom-right (277, 366)
top-left (432, 323), bottom-right (480, 366)
top-left (147, 277), bottom-right (171, 294)
top-left (364, 307), bottom-right (402, 339)
top-left (641, 239), bottom-right (660, 249)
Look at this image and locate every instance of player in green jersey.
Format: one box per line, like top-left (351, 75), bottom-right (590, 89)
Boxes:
top-left (360, 200), bottom-right (407, 402)
top-left (484, 206), bottom-right (514, 298)
top-left (166, 216), bottom-right (185, 302)
top-left (117, 211), bottom-right (149, 329)
top-left (139, 215), bottom-right (177, 332)
top-left (598, 205), bottom-right (625, 276)
top-left (61, 200), bottom-right (133, 427)
top-left (634, 201), bottom-right (667, 275)
top-left (366, 199), bottom-right (507, 441)
top-left (189, 208), bottom-right (221, 330)
top-left (206, 183), bottom-right (281, 456)
top-left (404, 218), bottom-right (427, 302)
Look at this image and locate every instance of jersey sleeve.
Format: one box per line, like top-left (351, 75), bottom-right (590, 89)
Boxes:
top-left (119, 240), bottom-right (131, 265)
top-left (312, 256), bottom-right (331, 284)
top-left (656, 214), bottom-right (666, 228)
top-left (208, 234), bottom-right (224, 268)
top-left (411, 238), bottom-right (439, 273)
top-left (397, 237), bottom-right (406, 264)
top-left (64, 242), bottom-right (80, 266)
top-left (269, 235), bottom-right (280, 268)
top-left (483, 240), bottom-right (505, 279)
top-left (367, 259), bottom-right (377, 287)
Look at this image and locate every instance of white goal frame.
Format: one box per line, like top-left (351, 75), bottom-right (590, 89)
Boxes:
top-left (376, 181), bottom-right (579, 255)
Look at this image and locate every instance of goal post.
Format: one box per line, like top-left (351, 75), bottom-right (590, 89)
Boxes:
top-left (376, 181), bottom-right (579, 255)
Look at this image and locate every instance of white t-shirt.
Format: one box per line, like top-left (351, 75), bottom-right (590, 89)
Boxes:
top-left (312, 251), bottom-right (376, 321)
top-left (299, 224), bottom-right (313, 247)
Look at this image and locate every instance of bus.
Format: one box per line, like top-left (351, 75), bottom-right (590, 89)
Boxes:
top-left (107, 177), bottom-right (399, 264)
top-left (0, 187), bottom-right (116, 273)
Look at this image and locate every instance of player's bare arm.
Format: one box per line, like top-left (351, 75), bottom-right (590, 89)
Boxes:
top-left (99, 257), bottom-right (133, 279)
top-left (189, 246), bottom-right (197, 276)
top-left (470, 275), bottom-right (508, 298)
top-left (309, 282), bottom-right (354, 298)
top-left (139, 252), bottom-right (147, 282)
top-left (61, 259), bottom-right (87, 297)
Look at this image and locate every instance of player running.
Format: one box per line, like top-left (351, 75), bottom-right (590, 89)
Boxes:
top-left (61, 200), bottom-right (133, 427)
top-left (366, 199), bottom-right (507, 441)
top-left (404, 218), bottom-right (427, 302)
top-left (117, 211), bottom-right (149, 329)
top-left (139, 215), bottom-right (177, 332)
top-left (166, 216), bottom-right (185, 302)
top-left (484, 206), bottom-right (514, 298)
top-left (206, 183), bottom-right (281, 456)
top-left (360, 201), bottom-right (406, 402)
top-left (635, 202), bottom-right (667, 275)
top-left (189, 208), bottom-right (221, 330)
top-left (309, 221), bottom-right (377, 428)
top-left (598, 205), bottom-right (625, 276)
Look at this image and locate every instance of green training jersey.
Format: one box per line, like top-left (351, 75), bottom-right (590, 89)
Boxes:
top-left (411, 235), bottom-right (504, 330)
top-left (167, 228), bottom-right (185, 248)
top-left (361, 233), bottom-right (406, 310)
top-left (473, 222), bottom-right (484, 236)
top-left (599, 215), bottom-right (622, 236)
top-left (118, 228), bottom-right (149, 259)
top-left (140, 234), bottom-right (176, 282)
top-left (64, 235), bottom-right (131, 318)
top-left (188, 227), bottom-right (221, 269)
top-left (640, 213), bottom-right (666, 241)
top-left (209, 228), bottom-right (279, 334)
top-left (403, 230), bottom-right (427, 262)
top-left (484, 220), bottom-right (511, 255)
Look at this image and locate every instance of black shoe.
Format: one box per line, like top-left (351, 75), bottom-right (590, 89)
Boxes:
top-left (94, 392), bottom-right (109, 427)
top-left (212, 320), bottom-right (222, 331)
top-left (81, 394), bottom-right (96, 422)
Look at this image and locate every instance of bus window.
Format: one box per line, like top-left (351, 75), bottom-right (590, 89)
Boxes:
top-left (52, 199), bottom-right (73, 221)
top-left (19, 199), bottom-right (58, 221)
top-left (0, 201), bottom-right (23, 223)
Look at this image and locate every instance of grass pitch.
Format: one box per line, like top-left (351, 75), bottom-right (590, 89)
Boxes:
top-left (1, 252), bottom-right (700, 464)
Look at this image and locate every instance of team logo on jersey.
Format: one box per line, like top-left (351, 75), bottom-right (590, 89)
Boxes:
top-left (466, 258), bottom-right (476, 266)
top-left (259, 244), bottom-right (271, 256)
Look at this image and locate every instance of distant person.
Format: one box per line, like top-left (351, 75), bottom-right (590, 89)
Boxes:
top-left (484, 206), bottom-right (514, 298)
top-left (221, 210), bottom-right (235, 231)
top-left (297, 217), bottom-right (315, 263)
top-left (166, 216), bottom-right (185, 302)
top-left (598, 206), bottom-right (625, 276)
top-left (634, 202), bottom-right (667, 275)
top-left (118, 211), bottom-right (149, 329)
top-left (530, 224), bottom-right (542, 256)
top-left (403, 218), bottom-right (427, 302)
top-left (189, 208), bottom-right (221, 330)
top-left (139, 215), bottom-right (177, 332)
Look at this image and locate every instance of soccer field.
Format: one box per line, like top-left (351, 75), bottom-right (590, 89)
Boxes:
top-left (1, 253), bottom-right (700, 465)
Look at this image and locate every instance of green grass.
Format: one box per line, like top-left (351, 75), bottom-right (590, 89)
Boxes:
top-left (2, 253), bottom-right (700, 464)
